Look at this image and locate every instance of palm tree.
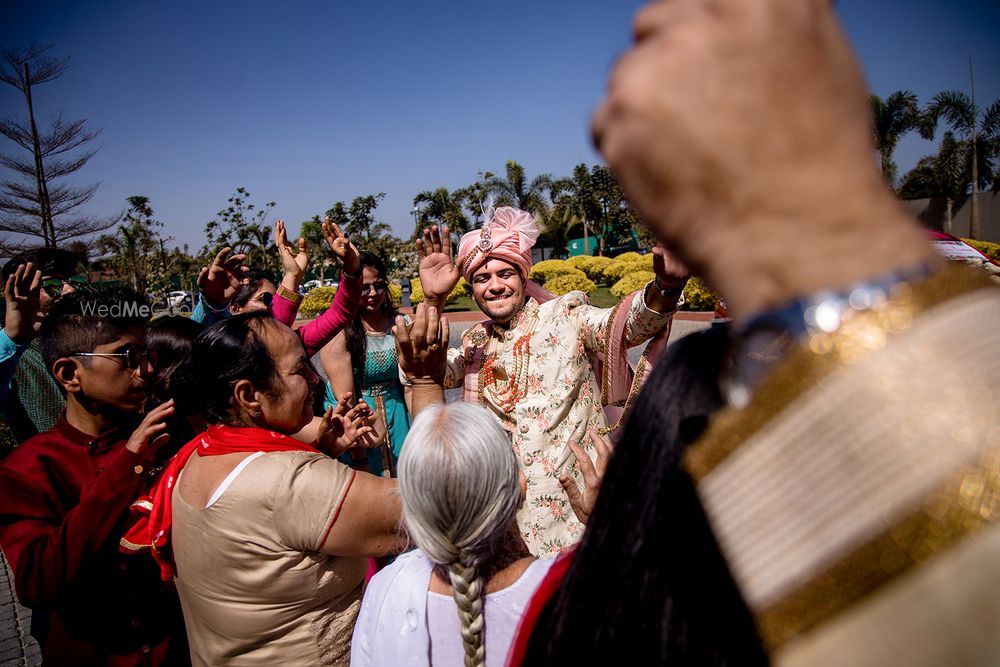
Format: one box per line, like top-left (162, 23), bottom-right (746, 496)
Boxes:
top-left (483, 160), bottom-right (552, 215)
top-left (899, 132), bottom-right (967, 232)
top-left (920, 91), bottom-right (1000, 239)
top-left (870, 91), bottom-right (921, 187)
top-left (550, 164), bottom-right (600, 254)
top-left (454, 177), bottom-right (491, 229)
top-left (412, 187), bottom-right (470, 234)
top-left (538, 181), bottom-right (581, 258)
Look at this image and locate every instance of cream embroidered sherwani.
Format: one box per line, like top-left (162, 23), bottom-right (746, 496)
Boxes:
top-left (444, 289), bottom-right (671, 557)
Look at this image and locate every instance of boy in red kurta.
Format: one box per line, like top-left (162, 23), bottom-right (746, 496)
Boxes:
top-left (0, 286), bottom-right (188, 665)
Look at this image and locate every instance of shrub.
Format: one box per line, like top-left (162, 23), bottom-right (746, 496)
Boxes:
top-left (963, 238), bottom-right (1000, 262)
top-left (409, 277), bottom-right (462, 306)
top-left (567, 255), bottom-right (614, 284)
top-left (387, 282), bottom-right (403, 304)
top-left (631, 254), bottom-right (654, 272)
top-left (544, 272), bottom-right (597, 296)
top-left (610, 270), bottom-right (656, 298)
top-left (682, 277), bottom-right (718, 311)
top-left (300, 286), bottom-right (338, 317)
top-left (529, 259), bottom-right (576, 284)
top-left (613, 251), bottom-right (643, 263)
top-left (603, 257), bottom-right (645, 283)
top-left (582, 256), bottom-right (613, 284)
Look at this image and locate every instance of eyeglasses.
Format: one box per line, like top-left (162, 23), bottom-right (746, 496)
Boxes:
top-left (362, 281), bottom-right (388, 294)
top-left (42, 275), bottom-right (88, 298)
top-left (72, 346), bottom-right (156, 371)
top-left (251, 291), bottom-right (274, 307)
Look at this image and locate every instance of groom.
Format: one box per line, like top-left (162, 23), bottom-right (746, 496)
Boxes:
top-left (415, 206), bottom-right (687, 557)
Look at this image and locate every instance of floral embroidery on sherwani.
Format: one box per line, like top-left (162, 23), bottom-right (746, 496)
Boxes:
top-left (444, 287), bottom-right (670, 557)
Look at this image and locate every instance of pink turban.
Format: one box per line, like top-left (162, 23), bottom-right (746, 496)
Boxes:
top-left (457, 206), bottom-right (539, 281)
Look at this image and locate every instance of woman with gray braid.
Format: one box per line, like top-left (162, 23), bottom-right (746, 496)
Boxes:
top-left (351, 402), bottom-right (553, 667)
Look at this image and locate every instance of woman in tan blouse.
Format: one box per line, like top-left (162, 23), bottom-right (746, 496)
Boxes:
top-left (140, 306), bottom-right (445, 666)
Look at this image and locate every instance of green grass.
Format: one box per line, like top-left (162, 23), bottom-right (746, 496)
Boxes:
top-left (442, 294), bottom-right (477, 312)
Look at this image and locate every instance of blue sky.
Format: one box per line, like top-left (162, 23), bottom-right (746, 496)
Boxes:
top-left (2, 0), bottom-right (998, 253)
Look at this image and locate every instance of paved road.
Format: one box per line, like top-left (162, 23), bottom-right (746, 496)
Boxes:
top-left (0, 550), bottom-right (40, 666)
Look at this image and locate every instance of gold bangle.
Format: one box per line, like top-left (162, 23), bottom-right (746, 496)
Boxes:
top-left (277, 285), bottom-right (304, 305)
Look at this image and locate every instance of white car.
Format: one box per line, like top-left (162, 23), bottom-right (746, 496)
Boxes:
top-left (152, 290), bottom-right (194, 313)
top-left (167, 290), bottom-right (194, 309)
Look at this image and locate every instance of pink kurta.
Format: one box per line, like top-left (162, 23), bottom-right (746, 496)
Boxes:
top-left (271, 271), bottom-right (362, 356)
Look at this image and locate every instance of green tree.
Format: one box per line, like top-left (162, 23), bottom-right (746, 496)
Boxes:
top-left (412, 187), bottom-right (470, 234)
top-left (538, 179), bottom-right (582, 258)
top-left (553, 164), bottom-right (635, 256)
top-left (454, 176), bottom-right (492, 229)
top-left (322, 194), bottom-right (395, 262)
top-left (870, 91), bottom-right (921, 186)
top-left (483, 160), bottom-right (552, 215)
top-left (324, 202), bottom-right (349, 229)
top-left (899, 132), bottom-right (968, 231)
top-left (298, 216), bottom-right (330, 281)
top-left (0, 43), bottom-right (115, 251)
top-left (551, 164), bottom-right (599, 255)
top-left (202, 187), bottom-right (277, 270)
top-left (346, 194), bottom-right (391, 247)
top-left (96, 196), bottom-right (166, 295)
top-left (920, 91), bottom-right (1000, 239)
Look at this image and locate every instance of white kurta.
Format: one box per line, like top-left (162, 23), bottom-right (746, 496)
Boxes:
top-left (444, 288), bottom-right (671, 557)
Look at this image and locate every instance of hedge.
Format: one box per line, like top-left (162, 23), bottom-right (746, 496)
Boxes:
top-left (610, 270), bottom-right (656, 298)
top-left (603, 257), bottom-right (644, 283)
top-left (529, 259), bottom-right (577, 284)
top-left (682, 277), bottom-right (718, 311)
top-left (963, 238), bottom-right (1000, 262)
top-left (387, 282), bottom-right (403, 304)
top-left (300, 286), bottom-right (338, 317)
top-left (409, 277), bottom-right (464, 306)
top-left (566, 255), bottom-right (614, 284)
top-left (543, 272), bottom-right (597, 295)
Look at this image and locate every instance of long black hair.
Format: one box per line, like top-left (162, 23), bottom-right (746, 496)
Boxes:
top-left (147, 316), bottom-right (204, 409)
top-left (520, 324), bottom-right (768, 666)
top-left (345, 251), bottom-right (397, 390)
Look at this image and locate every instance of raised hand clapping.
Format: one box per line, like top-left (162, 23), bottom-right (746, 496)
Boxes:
top-left (317, 392), bottom-right (385, 456)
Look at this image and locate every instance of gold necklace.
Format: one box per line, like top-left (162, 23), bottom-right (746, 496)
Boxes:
top-left (479, 310), bottom-right (537, 413)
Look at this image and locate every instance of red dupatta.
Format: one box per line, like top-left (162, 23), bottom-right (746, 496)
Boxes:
top-left (120, 424), bottom-right (320, 580)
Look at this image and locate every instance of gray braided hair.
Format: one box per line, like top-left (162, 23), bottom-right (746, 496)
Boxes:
top-left (398, 402), bottom-right (521, 667)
